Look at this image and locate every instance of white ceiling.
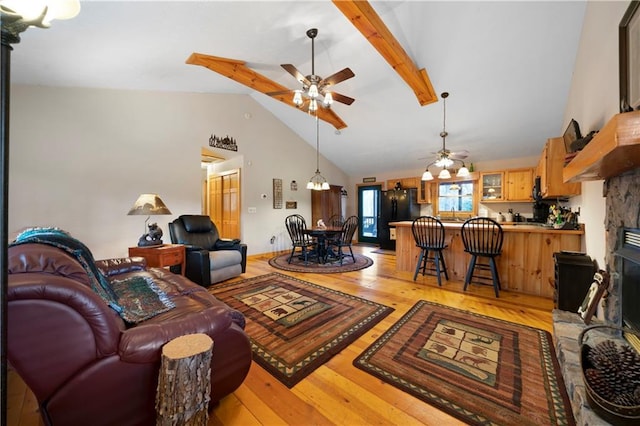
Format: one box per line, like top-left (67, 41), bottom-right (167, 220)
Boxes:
top-left (9, 0), bottom-right (587, 176)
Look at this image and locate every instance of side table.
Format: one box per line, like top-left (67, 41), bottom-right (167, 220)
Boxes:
top-left (128, 244), bottom-right (186, 276)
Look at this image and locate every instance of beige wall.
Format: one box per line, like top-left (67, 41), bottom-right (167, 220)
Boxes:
top-left (561, 0), bottom-right (630, 268)
top-left (9, 86), bottom-right (348, 258)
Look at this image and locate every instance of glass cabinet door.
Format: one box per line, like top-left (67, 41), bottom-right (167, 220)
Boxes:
top-left (481, 172), bottom-right (504, 201)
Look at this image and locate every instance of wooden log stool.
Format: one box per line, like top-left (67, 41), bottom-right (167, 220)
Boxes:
top-left (156, 333), bottom-right (214, 426)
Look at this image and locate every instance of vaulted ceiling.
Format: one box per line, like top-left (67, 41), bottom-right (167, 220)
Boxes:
top-left (10, 1), bottom-right (587, 176)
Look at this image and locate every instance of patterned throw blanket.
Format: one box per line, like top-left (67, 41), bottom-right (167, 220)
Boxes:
top-left (11, 228), bottom-right (175, 323)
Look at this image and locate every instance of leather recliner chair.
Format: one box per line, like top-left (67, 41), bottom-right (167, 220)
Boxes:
top-left (169, 215), bottom-right (247, 287)
top-left (7, 242), bottom-right (252, 426)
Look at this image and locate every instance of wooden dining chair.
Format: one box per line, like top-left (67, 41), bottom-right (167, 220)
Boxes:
top-left (285, 214), bottom-right (316, 264)
top-left (461, 217), bottom-right (504, 297)
top-left (327, 215), bottom-right (359, 265)
top-left (411, 216), bottom-right (449, 285)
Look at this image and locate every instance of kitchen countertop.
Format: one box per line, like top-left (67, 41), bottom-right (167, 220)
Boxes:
top-left (389, 220), bottom-right (585, 235)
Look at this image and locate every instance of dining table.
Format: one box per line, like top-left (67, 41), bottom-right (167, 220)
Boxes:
top-left (303, 227), bottom-right (342, 264)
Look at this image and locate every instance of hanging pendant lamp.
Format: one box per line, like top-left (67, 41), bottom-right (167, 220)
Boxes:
top-left (307, 116), bottom-right (330, 190)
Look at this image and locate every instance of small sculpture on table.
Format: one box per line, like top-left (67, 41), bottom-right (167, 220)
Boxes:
top-left (317, 219), bottom-right (326, 229)
top-left (138, 223), bottom-right (164, 247)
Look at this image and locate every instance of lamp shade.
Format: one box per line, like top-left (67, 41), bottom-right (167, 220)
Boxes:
top-left (421, 170), bottom-right (434, 181)
top-left (127, 194), bottom-right (172, 216)
top-left (438, 169), bottom-right (451, 179)
top-left (2, 0), bottom-right (80, 23)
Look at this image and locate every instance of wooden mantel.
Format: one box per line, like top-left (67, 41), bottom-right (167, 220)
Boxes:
top-left (563, 110), bottom-right (640, 182)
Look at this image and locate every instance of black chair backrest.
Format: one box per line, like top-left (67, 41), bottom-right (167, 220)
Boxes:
top-left (461, 217), bottom-right (503, 256)
top-left (328, 214), bottom-right (344, 228)
top-left (338, 216), bottom-right (359, 244)
top-left (412, 216), bottom-right (446, 249)
top-left (169, 215), bottom-right (220, 250)
top-left (285, 214), bottom-right (308, 244)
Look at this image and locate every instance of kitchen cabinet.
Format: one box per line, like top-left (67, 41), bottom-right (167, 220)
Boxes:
top-left (537, 137), bottom-right (581, 198)
top-left (311, 184), bottom-right (342, 225)
top-left (480, 172), bottom-right (504, 201)
top-left (505, 168), bottom-right (534, 201)
top-left (417, 179), bottom-right (433, 204)
top-left (387, 177), bottom-right (418, 190)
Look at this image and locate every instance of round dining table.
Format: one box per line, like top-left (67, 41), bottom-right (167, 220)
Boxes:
top-left (303, 227), bottom-right (342, 264)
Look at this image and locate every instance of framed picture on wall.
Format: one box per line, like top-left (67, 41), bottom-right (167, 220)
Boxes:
top-left (619, 0), bottom-right (640, 111)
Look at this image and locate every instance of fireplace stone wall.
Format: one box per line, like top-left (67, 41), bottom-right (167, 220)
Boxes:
top-left (603, 167), bottom-right (640, 324)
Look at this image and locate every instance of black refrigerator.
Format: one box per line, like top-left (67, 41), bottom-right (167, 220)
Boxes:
top-left (378, 188), bottom-right (421, 250)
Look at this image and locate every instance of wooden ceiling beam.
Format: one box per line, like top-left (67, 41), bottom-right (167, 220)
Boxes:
top-left (186, 53), bottom-right (348, 130)
top-left (332, 0), bottom-right (437, 106)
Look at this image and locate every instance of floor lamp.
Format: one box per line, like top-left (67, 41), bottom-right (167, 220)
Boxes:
top-left (0, 2), bottom-right (80, 422)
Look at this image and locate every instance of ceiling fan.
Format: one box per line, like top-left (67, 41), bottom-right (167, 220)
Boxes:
top-left (421, 92), bottom-right (471, 180)
top-left (267, 28), bottom-right (355, 114)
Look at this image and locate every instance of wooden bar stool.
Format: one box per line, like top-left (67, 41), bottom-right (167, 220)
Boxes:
top-left (461, 217), bottom-right (504, 297)
top-left (411, 216), bottom-right (449, 285)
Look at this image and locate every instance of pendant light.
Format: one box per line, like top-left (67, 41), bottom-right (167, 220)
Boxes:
top-left (421, 92), bottom-right (470, 180)
top-left (307, 116), bottom-right (330, 190)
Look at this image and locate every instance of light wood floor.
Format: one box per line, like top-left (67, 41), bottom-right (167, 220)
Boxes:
top-left (8, 244), bottom-right (555, 426)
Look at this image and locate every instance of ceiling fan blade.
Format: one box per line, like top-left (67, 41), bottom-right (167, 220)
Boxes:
top-left (281, 64), bottom-right (310, 86)
top-left (330, 92), bottom-right (355, 105)
top-left (449, 150), bottom-right (469, 160)
top-left (265, 89), bottom-right (294, 97)
top-left (321, 67), bottom-right (355, 87)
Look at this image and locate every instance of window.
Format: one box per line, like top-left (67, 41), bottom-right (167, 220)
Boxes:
top-left (435, 180), bottom-right (475, 218)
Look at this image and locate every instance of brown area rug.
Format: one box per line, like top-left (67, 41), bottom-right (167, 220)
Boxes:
top-left (209, 273), bottom-right (392, 387)
top-left (268, 252), bottom-right (373, 273)
top-left (354, 300), bottom-right (575, 425)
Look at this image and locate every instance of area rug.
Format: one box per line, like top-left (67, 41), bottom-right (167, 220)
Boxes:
top-left (209, 273), bottom-right (393, 387)
top-left (268, 252), bottom-right (373, 273)
top-left (354, 300), bottom-right (575, 426)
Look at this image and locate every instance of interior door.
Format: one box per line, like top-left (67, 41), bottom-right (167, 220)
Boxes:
top-left (358, 184), bottom-right (381, 244)
top-left (206, 169), bottom-right (240, 239)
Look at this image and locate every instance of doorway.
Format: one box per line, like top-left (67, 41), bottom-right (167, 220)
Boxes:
top-left (201, 148), bottom-right (241, 240)
top-left (357, 184), bottom-right (381, 244)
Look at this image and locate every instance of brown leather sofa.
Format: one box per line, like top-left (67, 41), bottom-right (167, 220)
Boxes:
top-left (7, 242), bottom-right (252, 426)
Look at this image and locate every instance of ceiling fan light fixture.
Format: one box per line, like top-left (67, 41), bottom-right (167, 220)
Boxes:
top-left (309, 98), bottom-right (318, 112)
top-left (421, 170), bottom-right (434, 181)
top-left (457, 164), bottom-right (470, 178)
top-left (293, 90), bottom-right (303, 106)
top-left (438, 169), bottom-right (451, 179)
top-left (323, 92), bottom-right (333, 107)
top-left (308, 83), bottom-right (319, 98)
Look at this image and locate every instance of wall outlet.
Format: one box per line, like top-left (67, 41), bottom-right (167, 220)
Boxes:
top-left (248, 207), bottom-right (257, 214)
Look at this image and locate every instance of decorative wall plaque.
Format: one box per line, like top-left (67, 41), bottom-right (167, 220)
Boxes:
top-left (286, 201), bottom-right (297, 209)
top-left (273, 179), bottom-right (283, 209)
top-left (208, 134), bottom-right (238, 152)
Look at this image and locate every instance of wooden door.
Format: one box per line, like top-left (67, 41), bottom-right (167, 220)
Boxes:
top-left (206, 169), bottom-right (240, 239)
top-left (311, 184), bottom-right (342, 225)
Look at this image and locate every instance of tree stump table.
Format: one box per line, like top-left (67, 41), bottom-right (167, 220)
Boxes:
top-left (156, 333), bottom-right (214, 426)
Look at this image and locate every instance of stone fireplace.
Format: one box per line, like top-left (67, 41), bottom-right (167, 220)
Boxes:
top-left (553, 167), bottom-right (640, 424)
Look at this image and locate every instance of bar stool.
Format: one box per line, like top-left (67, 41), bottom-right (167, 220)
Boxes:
top-left (411, 216), bottom-right (449, 285)
top-left (461, 217), bottom-right (504, 297)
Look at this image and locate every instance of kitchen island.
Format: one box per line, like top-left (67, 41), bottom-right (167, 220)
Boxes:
top-left (390, 221), bottom-right (585, 298)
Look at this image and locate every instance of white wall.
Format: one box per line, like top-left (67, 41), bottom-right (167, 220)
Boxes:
top-left (9, 86), bottom-right (348, 259)
top-left (562, 0), bottom-right (629, 267)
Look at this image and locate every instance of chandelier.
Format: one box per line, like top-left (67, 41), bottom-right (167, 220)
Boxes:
top-left (421, 92), bottom-right (470, 181)
top-left (306, 115), bottom-right (330, 190)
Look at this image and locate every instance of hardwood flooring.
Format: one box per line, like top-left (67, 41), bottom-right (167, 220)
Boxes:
top-left (7, 244), bottom-right (554, 426)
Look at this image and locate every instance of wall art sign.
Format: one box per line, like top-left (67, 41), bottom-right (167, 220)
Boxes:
top-left (273, 179), bottom-right (283, 209)
top-left (209, 134), bottom-right (238, 152)
top-left (619, 0), bottom-right (640, 111)
top-left (362, 177), bottom-right (377, 183)
top-left (286, 201), bottom-right (297, 209)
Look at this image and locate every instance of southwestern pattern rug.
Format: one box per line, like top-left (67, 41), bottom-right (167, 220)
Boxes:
top-left (268, 252), bottom-right (373, 273)
top-left (209, 273), bottom-right (393, 387)
top-left (354, 301), bottom-right (575, 426)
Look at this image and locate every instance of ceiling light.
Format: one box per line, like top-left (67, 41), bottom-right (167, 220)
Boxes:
top-left (307, 116), bottom-right (329, 191)
top-left (438, 169), bottom-right (451, 179)
top-left (421, 92), bottom-right (471, 181)
top-left (293, 90), bottom-right (303, 106)
top-left (421, 170), bottom-right (434, 181)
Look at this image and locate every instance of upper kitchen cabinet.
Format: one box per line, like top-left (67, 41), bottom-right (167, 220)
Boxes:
top-left (387, 177), bottom-right (419, 190)
top-left (505, 168), bottom-right (534, 201)
top-left (537, 137), bottom-right (581, 198)
top-left (480, 172), bottom-right (504, 201)
top-left (417, 179), bottom-right (433, 204)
